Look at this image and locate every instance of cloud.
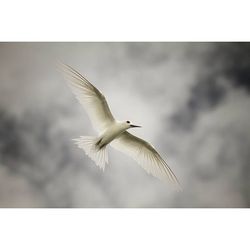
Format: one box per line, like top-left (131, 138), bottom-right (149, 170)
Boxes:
top-left (0, 42), bottom-right (249, 207)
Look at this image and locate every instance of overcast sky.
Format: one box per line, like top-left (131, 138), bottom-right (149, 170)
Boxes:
top-left (0, 42), bottom-right (250, 207)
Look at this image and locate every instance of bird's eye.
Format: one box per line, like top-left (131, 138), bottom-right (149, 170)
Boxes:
top-left (126, 121), bottom-right (130, 124)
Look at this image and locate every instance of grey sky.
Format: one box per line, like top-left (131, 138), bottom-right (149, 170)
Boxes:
top-left (0, 42), bottom-right (250, 207)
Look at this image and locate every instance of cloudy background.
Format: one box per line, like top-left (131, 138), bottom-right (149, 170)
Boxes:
top-left (0, 42), bottom-right (249, 207)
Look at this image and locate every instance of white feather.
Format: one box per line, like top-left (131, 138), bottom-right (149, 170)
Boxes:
top-left (73, 136), bottom-right (108, 170)
top-left (111, 132), bottom-right (181, 188)
top-left (61, 64), bottom-right (115, 133)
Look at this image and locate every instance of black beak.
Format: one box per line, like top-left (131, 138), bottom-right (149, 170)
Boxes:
top-left (130, 124), bottom-right (141, 128)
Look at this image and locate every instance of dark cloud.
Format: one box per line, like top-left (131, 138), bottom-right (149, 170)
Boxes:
top-left (0, 111), bottom-right (23, 165)
top-left (171, 76), bottom-right (227, 131)
top-left (170, 43), bottom-right (250, 131)
top-left (213, 43), bottom-right (250, 91)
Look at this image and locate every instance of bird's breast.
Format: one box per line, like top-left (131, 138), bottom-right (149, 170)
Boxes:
top-left (98, 124), bottom-right (125, 147)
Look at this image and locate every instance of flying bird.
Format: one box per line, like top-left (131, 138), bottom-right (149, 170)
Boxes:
top-left (61, 64), bottom-right (180, 188)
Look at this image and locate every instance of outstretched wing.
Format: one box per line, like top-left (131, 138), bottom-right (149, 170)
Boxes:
top-left (61, 64), bottom-right (115, 133)
top-left (111, 131), bottom-right (181, 188)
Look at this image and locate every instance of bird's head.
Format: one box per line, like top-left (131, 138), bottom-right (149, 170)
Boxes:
top-left (124, 120), bottom-right (141, 129)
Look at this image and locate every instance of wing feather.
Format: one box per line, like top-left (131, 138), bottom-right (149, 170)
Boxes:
top-left (61, 64), bottom-right (115, 133)
top-left (111, 131), bottom-right (181, 188)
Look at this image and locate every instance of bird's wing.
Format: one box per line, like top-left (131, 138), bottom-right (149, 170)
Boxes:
top-left (111, 131), bottom-right (180, 187)
top-left (61, 64), bottom-right (115, 133)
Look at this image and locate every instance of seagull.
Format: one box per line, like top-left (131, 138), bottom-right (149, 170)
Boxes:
top-left (61, 64), bottom-right (180, 188)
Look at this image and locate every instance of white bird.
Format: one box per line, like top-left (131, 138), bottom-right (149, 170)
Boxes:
top-left (61, 64), bottom-right (180, 188)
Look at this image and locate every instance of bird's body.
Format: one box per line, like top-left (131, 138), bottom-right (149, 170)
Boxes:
top-left (61, 64), bottom-right (181, 189)
top-left (97, 121), bottom-right (129, 149)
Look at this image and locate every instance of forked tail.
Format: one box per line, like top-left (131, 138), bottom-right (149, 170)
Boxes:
top-left (73, 136), bottom-right (108, 170)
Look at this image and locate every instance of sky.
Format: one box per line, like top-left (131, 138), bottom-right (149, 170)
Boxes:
top-left (0, 42), bottom-right (250, 207)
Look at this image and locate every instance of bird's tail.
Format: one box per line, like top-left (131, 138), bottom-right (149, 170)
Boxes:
top-left (73, 136), bottom-right (108, 170)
